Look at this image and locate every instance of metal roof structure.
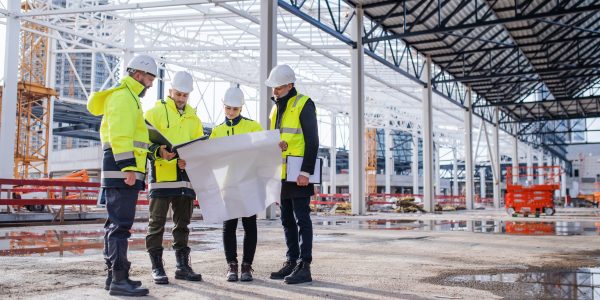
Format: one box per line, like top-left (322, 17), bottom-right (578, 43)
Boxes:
top-left (338, 0), bottom-right (600, 151)
top-left (2, 0), bottom-right (599, 163)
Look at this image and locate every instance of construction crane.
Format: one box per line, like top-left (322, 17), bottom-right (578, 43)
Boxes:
top-left (6, 1), bottom-right (57, 178)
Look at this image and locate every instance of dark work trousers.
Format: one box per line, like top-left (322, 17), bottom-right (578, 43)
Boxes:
top-left (102, 188), bottom-right (139, 271)
top-left (280, 197), bottom-right (313, 263)
top-left (145, 195), bottom-right (194, 252)
top-left (222, 215), bottom-right (257, 264)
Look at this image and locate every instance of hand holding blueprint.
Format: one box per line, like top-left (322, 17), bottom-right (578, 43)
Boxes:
top-left (176, 130), bottom-right (282, 223)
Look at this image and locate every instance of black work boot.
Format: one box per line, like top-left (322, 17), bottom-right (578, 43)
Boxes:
top-left (104, 260), bottom-right (142, 291)
top-left (269, 260), bottom-right (296, 279)
top-left (240, 262), bottom-right (253, 282)
top-left (149, 249), bottom-right (169, 284)
top-left (226, 262), bottom-right (238, 282)
top-left (175, 247), bottom-right (202, 281)
top-left (284, 261), bottom-right (312, 284)
top-left (109, 270), bottom-right (149, 296)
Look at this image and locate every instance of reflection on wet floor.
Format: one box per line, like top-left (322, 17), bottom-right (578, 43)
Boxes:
top-left (315, 219), bottom-right (600, 236)
top-left (0, 225), bottom-right (220, 257)
top-left (450, 268), bottom-right (600, 300)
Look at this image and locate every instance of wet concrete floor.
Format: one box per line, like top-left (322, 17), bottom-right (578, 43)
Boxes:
top-left (1, 217), bottom-right (598, 258)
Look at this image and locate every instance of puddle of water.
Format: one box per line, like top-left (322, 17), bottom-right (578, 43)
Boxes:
top-left (0, 224), bottom-right (221, 257)
top-left (315, 219), bottom-right (600, 236)
top-left (450, 267), bottom-right (600, 299)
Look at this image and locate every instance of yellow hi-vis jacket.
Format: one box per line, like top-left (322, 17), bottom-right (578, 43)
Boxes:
top-left (269, 93), bottom-right (310, 180)
top-left (87, 76), bottom-right (150, 190)
top-left (145, 97), bottom-right (203, 198)
top-left (209, 115), bottom-right (263, 138)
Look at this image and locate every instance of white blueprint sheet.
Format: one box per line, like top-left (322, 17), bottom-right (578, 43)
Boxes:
top-left (177, 130), bottom-right (282, 223)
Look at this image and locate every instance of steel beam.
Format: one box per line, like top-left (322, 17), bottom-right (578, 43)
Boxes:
top-left (350, 6), bottom-right (366, 215)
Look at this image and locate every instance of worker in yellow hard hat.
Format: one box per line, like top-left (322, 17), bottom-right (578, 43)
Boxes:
top-left (209, 85), bottom-right (262, 282)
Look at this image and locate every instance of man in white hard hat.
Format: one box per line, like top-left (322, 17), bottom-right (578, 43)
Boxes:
top-left (265, 65), bottom-right (319, 284)
top-left (87, 54), bottom-right (157, 296)
top-left (209, 86), bottom-right (263, 282)
top-left (144, 71), bottom-right (204, 284)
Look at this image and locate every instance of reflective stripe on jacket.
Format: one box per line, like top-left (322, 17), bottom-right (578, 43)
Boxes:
top-left (87, 76), bottom-right (150, 189)
top-left (145, 97), bottom-right (203, 198)
top-left (269, 93), bottom-right (310, 179)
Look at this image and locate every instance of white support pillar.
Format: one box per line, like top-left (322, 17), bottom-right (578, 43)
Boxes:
top-left (464, 87), bottom-right (474, 209)
top-left (0, 0), bottom-right (21, 179)
top-left (538, 150), bottom-right (545, 184)
top-left (259, 0), bottom-right (277, 219)
top-left (480, 168), bottom-right (486, 200)
top-left (554, 157), bottom-right (560, 199)
top-left (512, 127), bottom-right (519, 185)
top-left (434, 143), bottom-right (441, 196)
top-left (561, 161), bottom-right (567, 206)
top-left (422, 55), bottom-right (434, 212)
top-left (329, 111), bottom-right (337, 194)
top-left (547, 154), bottom-right (553, 187)
top-left (384, 128), bottom-right (393, 194)
top-left (492, 108), bottom-right (500, 209)
top-left (350, 6), bottom-right (366, 215)
top-left (121, 20), bottom-right (135, 75)
top-left (412, 130), bottom-right (419, 195)
top-left (527, 145), bottom-right (533, 184)
top-left (452, 149), bottom-right (459, 196)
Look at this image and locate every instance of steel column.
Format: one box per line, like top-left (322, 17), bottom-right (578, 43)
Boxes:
top-left (384, 128), bottom-right (393, 194)
top-left (330, 111), bottom-right (337, 194)
top-left (412, 130), bottom-right (419, 195)
top-left (423, 55), bottom-right (434, 212)
top-left (0, 0), bottom-right (21, 179)
top-left (492, 108), bottom-right (500, 208)
top-left (464, 87), bottom-right (474, 209)
top-left (259, 0), bottom-right (277, 219)
top-left (350, 6), bottom-right (366, 215)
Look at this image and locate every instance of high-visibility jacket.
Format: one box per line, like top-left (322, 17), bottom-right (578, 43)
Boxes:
top-left (209, 115), bottom-right (263, 138)
top-left (87, 76), bottom-right (150, 190)
top-left (269, 93), bottom-right (310, 180)
top-left (145, 97), bottom-right (204, 198)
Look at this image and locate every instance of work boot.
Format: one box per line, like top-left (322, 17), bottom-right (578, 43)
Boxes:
top-left (284, 261), bottom-right (312, 284)
top-left (149, 249), bottom-right (169, 284)
top-left (175, 247), bottom-right (202, 281)
top-left (240, 262), bottom-right (253, 282)
top-left (226, 262), bottom-right (238, 282)
top-left (104, 260), bottom-right (142, 291)
top-left (269, 260), bottom-right (296, 279)
top-left (109, 270), bottom-right (149, 297)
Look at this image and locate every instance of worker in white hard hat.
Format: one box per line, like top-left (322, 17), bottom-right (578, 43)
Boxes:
top-left (265, 64), bottom-right (319, 284)
top-left (209, 85), bottom-right (262, 282)
top-left (87, 54), bottom-right (158, 296)
top-left (144, 70), bottom-right (204, 284)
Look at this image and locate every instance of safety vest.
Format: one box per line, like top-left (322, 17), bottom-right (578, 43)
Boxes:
top-left (144, 97), bottom-right (203, 197)
top-left (209, 116), bottom-right (263, 138)
top-left (269, 93), bottom-right (310, 179)
top-left (87, 76), bottom-right (150, 190)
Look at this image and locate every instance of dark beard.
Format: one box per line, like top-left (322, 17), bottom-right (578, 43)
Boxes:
top-left (139, 87), bottom-right (147, 98)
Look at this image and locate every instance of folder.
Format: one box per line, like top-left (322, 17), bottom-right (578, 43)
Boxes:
top-left (146, 120), bottom-right (208, 158)
top-left (285, 156), bottom-right (322, 184)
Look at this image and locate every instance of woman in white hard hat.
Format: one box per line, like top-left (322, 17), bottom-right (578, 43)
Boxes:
top-left (209, 86), bottom-right (263, 282)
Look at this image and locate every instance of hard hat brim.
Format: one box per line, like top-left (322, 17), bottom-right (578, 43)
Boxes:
top-left (264, 79), bottom-right (279, 88)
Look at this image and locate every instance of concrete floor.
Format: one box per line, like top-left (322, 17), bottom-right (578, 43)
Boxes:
top-left (1, 208), bottom-right (599, 299)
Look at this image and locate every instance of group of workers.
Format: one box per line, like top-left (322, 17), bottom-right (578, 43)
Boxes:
top-left (87, 54), bottom-right (319, 296)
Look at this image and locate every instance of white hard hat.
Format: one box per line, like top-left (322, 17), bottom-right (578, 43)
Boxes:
top-left (223, 86), bottom-right (245, 107)
top-left (171, 71), bottom-right (194, 93)
top-left (264, 64), bottom-right (296, 87)
top-left (126, 54), bottom-right (158, 77)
